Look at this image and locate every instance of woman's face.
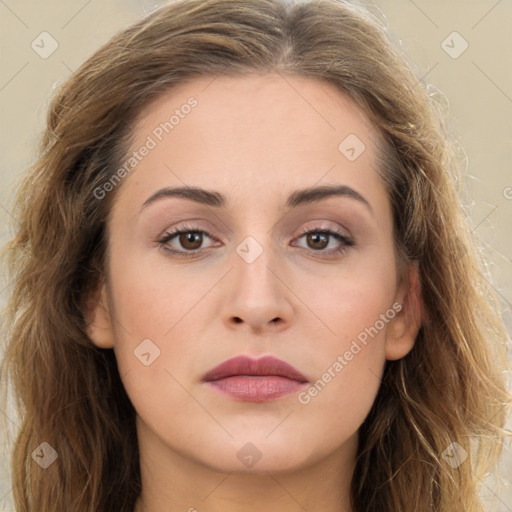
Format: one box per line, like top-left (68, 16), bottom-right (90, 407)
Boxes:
top-left (88, 73), bottom-right (421, 475)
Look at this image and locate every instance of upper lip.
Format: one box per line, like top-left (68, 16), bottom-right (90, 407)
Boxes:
top-left (202, 355), bottom-right (309, 383)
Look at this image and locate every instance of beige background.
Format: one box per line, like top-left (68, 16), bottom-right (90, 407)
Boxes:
top-left (0, 0), bottom-right (511, 510)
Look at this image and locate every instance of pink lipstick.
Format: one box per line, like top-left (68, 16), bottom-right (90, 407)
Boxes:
top-left (201, 355), bottom-right (309, 402)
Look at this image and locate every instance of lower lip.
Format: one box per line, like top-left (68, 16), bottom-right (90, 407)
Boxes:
top-left (204, 376), bottom-right (308, 402)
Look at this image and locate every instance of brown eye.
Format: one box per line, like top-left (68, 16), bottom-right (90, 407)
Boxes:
top-left (179, 232), bottom-right (203, 250)
top-left (157, 227), bottom-right (217, 256)
top-left (306, 232), bottom-right (329, 250)
top-left (293, 228), bottom-right (354, 256)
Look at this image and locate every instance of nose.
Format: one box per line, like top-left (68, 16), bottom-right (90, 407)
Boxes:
top-left (221, 239), bottom-right (294, 333)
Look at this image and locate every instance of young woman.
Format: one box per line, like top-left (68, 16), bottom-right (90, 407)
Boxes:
top-left (2, 0), bottom-right (510, 511)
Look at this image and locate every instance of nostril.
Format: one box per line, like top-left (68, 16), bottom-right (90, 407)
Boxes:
top-left (233, 317), bottom-right (243, 324)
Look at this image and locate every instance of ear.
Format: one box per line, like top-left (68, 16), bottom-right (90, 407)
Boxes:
top-left (385, 261), bottom-right (425, 361)
top-left (84, 280), bottom-right (115, 349)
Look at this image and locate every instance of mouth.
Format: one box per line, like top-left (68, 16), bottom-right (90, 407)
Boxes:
top-left (201, 355), bottom-right (309, 402)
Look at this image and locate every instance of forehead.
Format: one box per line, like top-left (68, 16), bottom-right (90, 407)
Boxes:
top-left (116, 73), bottom-right (386, 212)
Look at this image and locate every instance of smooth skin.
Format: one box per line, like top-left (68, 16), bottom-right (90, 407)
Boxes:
top-left (86, 73), bottom-right (423, 512)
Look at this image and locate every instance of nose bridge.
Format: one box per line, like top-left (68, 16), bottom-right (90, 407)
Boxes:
top-left (221, 231), bottom-right (293, 329)
top-left (233, 233), bottom-right (280, 300)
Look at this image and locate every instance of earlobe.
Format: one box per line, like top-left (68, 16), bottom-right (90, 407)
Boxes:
top-left (385, 261), bottom-right (425, 361)
top-left (84, 283), bottom-right (115, 349)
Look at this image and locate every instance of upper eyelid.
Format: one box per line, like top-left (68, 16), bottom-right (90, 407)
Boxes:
top-left (160, 223), bottom-right (349, 239)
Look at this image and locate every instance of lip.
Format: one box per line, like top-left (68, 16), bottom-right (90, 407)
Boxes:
top-left (201, 355), bottom-right (309, 402)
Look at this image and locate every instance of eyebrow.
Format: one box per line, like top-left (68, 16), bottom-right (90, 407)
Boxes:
top-left (141, 184), bottom-right (373, 214)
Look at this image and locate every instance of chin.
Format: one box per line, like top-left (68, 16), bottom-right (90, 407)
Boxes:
top-left (186, 434), bottom-right (321, 475)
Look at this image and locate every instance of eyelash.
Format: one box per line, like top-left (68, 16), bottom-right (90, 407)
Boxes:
top-left (157, 223), bottom-right (354, 258)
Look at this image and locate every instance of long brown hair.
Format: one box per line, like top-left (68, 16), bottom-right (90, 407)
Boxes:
top-left (2, 0), bottom-right (510, 511)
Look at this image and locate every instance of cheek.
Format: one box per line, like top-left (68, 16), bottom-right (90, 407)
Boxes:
top-left (297, 327), bottom-right (386, 418)
top-left (291, 251), bottom-right (396, 418)
top-left (291, 243), bottom-right (398, 344)
top-left (290, 297), bottom-right (390, 462)
top-left (107, 253), bottom-right (219, 339)
top-left (103, 258), bottom-right (190, 395)
top-left (298, 355), bottom-right (381, 432)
